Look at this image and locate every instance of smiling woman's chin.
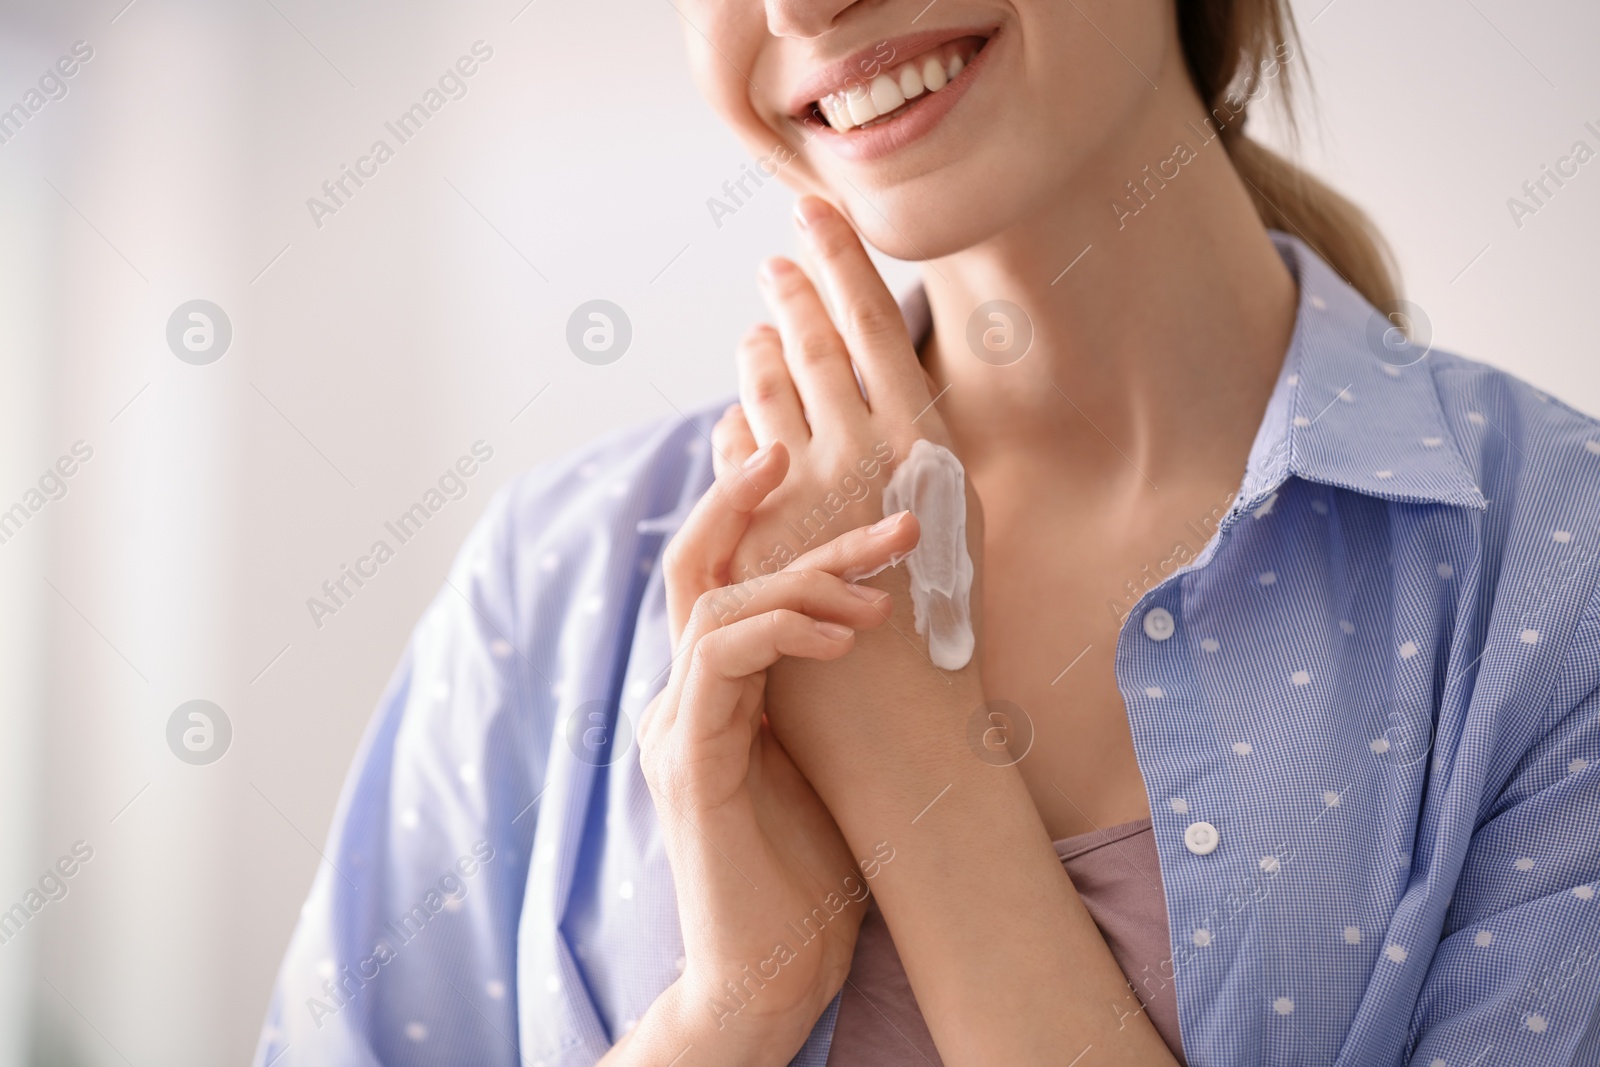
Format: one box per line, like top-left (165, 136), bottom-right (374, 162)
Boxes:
top-left (847, 201), bottom-right (991, 263)
top-left (814, 162), bottom-right (1032, 264)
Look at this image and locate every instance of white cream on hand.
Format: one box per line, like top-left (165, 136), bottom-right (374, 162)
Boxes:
top-left (880, 439), bottom-right (975, 670)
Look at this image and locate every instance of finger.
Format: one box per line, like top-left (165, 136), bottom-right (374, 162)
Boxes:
top-left (682, 568), bottom-right (892, 649)
top-left (710, 404), bottom-right (758, 480)
top-left (678, 610), bottom-right (856, 741)
top-left (785, 508), bottom-right (921, 585)
top-left (736, 323), bottom-right (807, 446)
top-left (654, 568), bottom-right (889, 742)
top-left (758, 256), bottom-right (869, 433)
top-left (793, 196), bottom-right (931, 421)
top-left (663, 441), bottom-right (789, 645)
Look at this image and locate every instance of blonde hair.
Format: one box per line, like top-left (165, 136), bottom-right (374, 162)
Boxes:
top-left (1178, 0), bottom-right (1401, 310)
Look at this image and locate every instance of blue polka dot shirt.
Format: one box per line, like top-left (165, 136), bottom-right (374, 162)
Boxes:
top-left (255, 233), bottom-right (1600, 1066)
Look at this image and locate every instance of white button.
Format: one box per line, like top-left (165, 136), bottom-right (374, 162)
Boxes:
top-left (1143, 607), bottom-right (1175, 641)
top-left (1184, 821), bottom-right (1219, 855)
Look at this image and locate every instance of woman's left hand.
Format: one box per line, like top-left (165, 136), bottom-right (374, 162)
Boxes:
top-left (712, 196), bottom-right (966, 586)
top-left (710, 195), bottom-right (989, 804)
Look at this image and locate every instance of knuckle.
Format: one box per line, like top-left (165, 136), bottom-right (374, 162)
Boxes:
top-left (765, 609), bottom-right (794, 640)
top-left (689, 636), bottom-right (721, 678)
top-left (789, 568), bottom-right (826, 593)
top-left (637, 720), bottom-right (665, 782)
top-left (743, 371), bottom-right (790, 406)
top-left (661, 536), bottom-right (698, 583)
top-left (638, 737), bottom-right (658, 784)
top-left (689, 590), bottom-right (727, 631)
top-left (642, 740), bottom-right (678, 797)
top-left (665, 536), bottom-right (729, 590)
top-left (786, 569), bottom-right (820, 593)
top-left (794, 333), bottom-right (843, 366)
top-left (845, 301), bottom-right (900, 341)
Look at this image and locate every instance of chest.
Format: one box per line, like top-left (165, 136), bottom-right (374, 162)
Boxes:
top-left (567, 474), bottom-right (1509, 1066)
top-left (975, 480), bottom-right (1238, 838)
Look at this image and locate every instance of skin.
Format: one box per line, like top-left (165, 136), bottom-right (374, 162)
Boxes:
top-left (606, 0), bottom-right (1301, 1063)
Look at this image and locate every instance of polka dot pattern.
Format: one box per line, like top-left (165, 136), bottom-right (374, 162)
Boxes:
top-left (1107, 238), bottom-right (1600, 1066)
top-left (255, 233), bottom-right (1600, 1067)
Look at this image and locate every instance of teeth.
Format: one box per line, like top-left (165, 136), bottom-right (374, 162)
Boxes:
top-left (899, 64), bottom-right (925, 99)
top-left (845, 84), bottom-right (876, 126)
top-left (819, 95), bottom-right (855, 132)
top-left (869, 74), bottom-right (905, 115)
top-left (813, 41), bottom-right (978, 132)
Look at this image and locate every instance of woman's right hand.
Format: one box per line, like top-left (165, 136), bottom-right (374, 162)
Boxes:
top-left (603, 437), bottom-right (921, 1066)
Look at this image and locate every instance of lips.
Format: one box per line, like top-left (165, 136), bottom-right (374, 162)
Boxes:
top-left (812, 37), bottom-right (985, 132)
top-left (786, 28), bottom-right (995, 138)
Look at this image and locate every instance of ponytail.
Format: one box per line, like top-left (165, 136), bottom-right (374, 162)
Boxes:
top-left (1178, 0), bottom-right (1401, 311)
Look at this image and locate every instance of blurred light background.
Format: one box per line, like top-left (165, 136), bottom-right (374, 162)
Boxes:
top-left (0, 0), bottom-right (1595, 1063)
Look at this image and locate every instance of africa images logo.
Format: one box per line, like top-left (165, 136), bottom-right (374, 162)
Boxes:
top-left (166, 300), bottom-right (233, 365)
top-left (166, 700), bottom-right (232, 765)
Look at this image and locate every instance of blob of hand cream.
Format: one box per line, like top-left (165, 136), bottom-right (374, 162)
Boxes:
top-left (880, 439), bottom-right (975, 670)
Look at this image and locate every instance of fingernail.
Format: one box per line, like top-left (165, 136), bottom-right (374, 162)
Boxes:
top-left (794, 197), bottom-right (830, 230)
top-left (869, 510), bottom-right (908, 535)
top-left (856, 585), bottom-right (891, 604)
top-left (741, 442), bottom-right (773, 471)
top-left (816, 621), bottom-right (853, 640)
top-left (759, 257), bottom-right (794, 283)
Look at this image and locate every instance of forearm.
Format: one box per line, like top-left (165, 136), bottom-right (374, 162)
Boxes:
top-left (857, 747), bottom-right (1176, 1065)
top-left (598, 979), bottom-right (815, 1067)
top-left (767, 612), bottom-right (1176, 1065)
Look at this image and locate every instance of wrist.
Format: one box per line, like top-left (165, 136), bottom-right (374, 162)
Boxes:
top-left (619, 976), bottom-right (821, 1067)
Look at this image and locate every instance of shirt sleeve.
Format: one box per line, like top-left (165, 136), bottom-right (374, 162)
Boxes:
top-left (1408, 584), bottom-right (1600, 1065)
top-left (252, 475), bottom-right (555, 1067)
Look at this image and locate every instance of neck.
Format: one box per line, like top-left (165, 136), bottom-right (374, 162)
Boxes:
top-left (919, 110), bottom-right (1298, 496)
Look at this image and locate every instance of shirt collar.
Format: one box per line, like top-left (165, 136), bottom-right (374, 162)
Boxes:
top-left (895, 230), bottom-right (1487, 515)
top-left (1236, 230), bottom-right (1486, 513)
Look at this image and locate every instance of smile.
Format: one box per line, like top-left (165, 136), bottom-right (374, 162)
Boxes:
top-left (786, 28), bottom-right (996, 160)
top-left (811, 36), bottom-right (986, 132)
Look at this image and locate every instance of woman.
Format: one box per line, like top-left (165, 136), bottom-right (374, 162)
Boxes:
top-left (256, 0), bottom-right (1600, 1064)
